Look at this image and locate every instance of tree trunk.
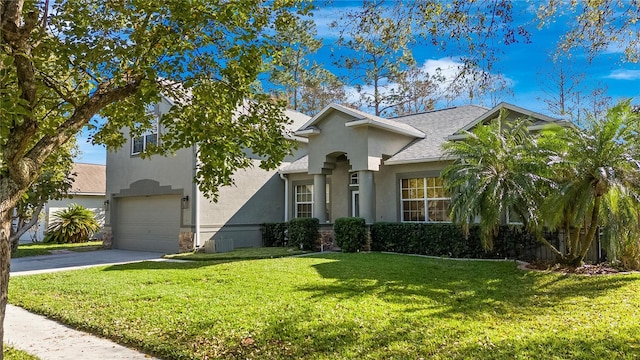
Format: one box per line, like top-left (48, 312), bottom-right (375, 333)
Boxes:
top-left (0, 202), bottom-right (15, 360)
top-left (535, 232), bottom-right (564, 259)
top-left (0, 175), bottom-right (31, 359)
top-left (576, 195), bottom-right (602, 264)
top-left (569, 225), bottom-right (581, 259)
top-left (10, 202), bottom-right (44, 253)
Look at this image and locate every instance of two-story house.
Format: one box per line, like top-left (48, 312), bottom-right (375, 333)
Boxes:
top-left (104, 100), bottom-right (561, 253)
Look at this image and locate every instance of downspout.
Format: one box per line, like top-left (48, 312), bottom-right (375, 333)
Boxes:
top-left (193, 145), bottom-right (201, 250)
top-left (279, 172), bottom-right (289, 221)
top-left (195, 184), bottom-right (201, 248)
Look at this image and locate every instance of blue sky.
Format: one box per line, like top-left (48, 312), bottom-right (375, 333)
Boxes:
top-left (75, 1), bottom-right (640, 165)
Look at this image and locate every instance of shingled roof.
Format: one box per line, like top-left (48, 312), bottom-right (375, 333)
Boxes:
top-left (279, 102), bottom-right (560, 173)
top-left (69, 163), bottom-right (106, 195)
top-left (384, 105), bottom-right (488, 165)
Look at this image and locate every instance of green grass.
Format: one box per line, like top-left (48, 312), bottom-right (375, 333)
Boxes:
top-left (3, 345), bottom-right (39, 360)
top-left (8, 253), bottom-right (640, 359)
top-left (11, 241), bottom-right (103, 258)
top-left (164, 247), bottom-right (309, 261)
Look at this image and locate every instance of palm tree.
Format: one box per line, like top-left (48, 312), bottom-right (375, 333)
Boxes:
top-left (44, 204), bottom-right (101, 244)
top-left (441, 109), bottom-right (552, 252)
top-left (541, 100), bottom-right (640, 265)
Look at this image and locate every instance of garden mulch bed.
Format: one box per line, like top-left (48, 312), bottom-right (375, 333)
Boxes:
top-left (524, 261), bottom-right (627, 275)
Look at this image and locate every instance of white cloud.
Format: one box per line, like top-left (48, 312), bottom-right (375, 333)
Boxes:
top-left (342, 57), bottom-right (514, 114)
top-left (307, 6), bottom-right (361, 40)
top-left (605, 69), bottom-right (640, 80)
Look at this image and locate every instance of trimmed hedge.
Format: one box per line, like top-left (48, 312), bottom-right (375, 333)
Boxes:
top-left (334, 217), bottom-right (366, 252)
top-left (261, 222), bottom-right (288, 247)
top-left (287, 217), bottom-right (320, 250)
top-left (370, 222), bottom-right (549, 261)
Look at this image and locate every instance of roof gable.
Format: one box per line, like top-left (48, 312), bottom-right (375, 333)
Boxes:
top-left (295, 103), bottom-right (425, 138)
top-left (454, 102), bottom-right (561, 135)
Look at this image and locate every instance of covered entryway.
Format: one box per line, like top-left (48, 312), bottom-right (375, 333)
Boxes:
top-left (115, 195), bottom-right (181, 253)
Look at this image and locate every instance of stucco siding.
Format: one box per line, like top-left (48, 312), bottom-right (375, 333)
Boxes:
top-left (375, 161), bottom-right (451, 222)
top-left (198, 159), bottom-right (285, 247)
top-left (106, 130), bottom-right (194, 225)
top-left (307, 111), bottom-right (369, 174)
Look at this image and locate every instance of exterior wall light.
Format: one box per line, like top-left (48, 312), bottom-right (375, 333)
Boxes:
top-left (182, 196), bottom-right (189, 209)
top-left (103, 199), bottom-right (110, 210)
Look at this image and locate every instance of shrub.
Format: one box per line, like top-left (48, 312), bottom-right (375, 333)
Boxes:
top-left (334, 217), bottom-right (366, 252)
top-left (44, 204), bottom-right (101, 244)
top-left (616, 237), bottom-right (640, 270)
top-left (287, 217), bottom-right (319, 250)
top-left (261, 222), bottom-right (288, 247)
top-left (370, 222), bottom-right (542, 260)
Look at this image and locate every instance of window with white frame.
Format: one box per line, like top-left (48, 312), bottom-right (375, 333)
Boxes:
top-left (350, 172), bottom-right (359, 186)
top-left (400, 177), bottom-right (450, 222)
top-left (294, 184), bottom-right (313, 218)
top-left (131, 120), bottom-right (159, 155)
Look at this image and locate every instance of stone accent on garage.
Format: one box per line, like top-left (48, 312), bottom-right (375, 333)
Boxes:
top-left (179, 231), bottom-right (194, 253)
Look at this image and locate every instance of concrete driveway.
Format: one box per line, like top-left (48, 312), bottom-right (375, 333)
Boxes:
top-left (10, 249), bottom-right (166, 276)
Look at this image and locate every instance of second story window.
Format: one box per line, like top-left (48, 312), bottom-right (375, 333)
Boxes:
top-left (131, 121), bottom-right (158, 155)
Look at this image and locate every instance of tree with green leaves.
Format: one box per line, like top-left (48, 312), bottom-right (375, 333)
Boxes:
top-left (269, 19), bottom-right (321, 111)
top-left (269, 18), bottom-right (348, 115)
top-left (297, 67), bottom-right (349, 116)
top-left (536, 1), bottom-right (640, 63)
top-left (441, 110), bottom-right (546, 251)
top-left (10, 140), bottom-right (77, 251)
top-left (538, 100), bottom-right (640, 265)
top-left (0, 0), bottom-right (308, 354)
top-left (388, 64), bottom-right (442, 116)
top-left (332, 2), bottom-right (418, 116)
top-left (443, 101), bottom-right (640, 266)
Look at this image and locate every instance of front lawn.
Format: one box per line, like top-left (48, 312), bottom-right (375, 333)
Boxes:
top-left (164, 246), bottom-right (309, 261)
top-left (8, 253), bottom-right (640, 359)
top-left (3, 345), bottom-right (38, 360)
top-left (11, 241), bottom-right (103, 258)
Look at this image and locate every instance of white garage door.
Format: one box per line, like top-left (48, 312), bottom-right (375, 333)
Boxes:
top-left (115, 195), bottom-right (181, 253)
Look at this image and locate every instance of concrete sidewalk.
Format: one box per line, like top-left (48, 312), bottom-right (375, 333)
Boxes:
top-left (5, 305), bottom-right (160, 359)
top-left (6, 249), bottom-right (168, 359)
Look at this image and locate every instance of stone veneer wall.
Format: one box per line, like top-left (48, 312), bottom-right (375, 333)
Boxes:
top-left (102, 227), bottom-right (113, 249)
top-left (179, 231), bottom-right (194, 253)
top-left (318, 225), bottom-right (336, 251)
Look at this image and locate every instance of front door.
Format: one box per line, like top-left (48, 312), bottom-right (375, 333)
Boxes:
top-left (351, 190), bottom-right (360, 217)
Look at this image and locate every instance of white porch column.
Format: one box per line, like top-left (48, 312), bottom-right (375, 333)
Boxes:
top-left (313, 174), bottom-right (327, 223)
top-left (358, 170), bottom-right (375, 224)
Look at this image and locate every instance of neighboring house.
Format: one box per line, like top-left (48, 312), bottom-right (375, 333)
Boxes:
top-left (18, 163), bottom-right (106, 243)
top-left (105, 98), bottom-right (563, 254)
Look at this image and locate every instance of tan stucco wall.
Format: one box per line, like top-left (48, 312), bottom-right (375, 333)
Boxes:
top-left (307, 111), bottom-right (367, 174)
top-left (375, 161), bottom-right (451, 222)
top-left (285, 160), bottom-right (452, 224)
top-left (105, 100), bottom-right (195, 231)
top-left (306, 111), bottom-right (416, 174)
top-left (198, 159), bottom-right (286, 247)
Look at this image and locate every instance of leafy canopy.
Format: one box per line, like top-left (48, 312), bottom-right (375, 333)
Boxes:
top-left (1, 0), bottom-right (311, 200)
top-left (442, 101), bottom-right (640, 266)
